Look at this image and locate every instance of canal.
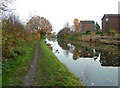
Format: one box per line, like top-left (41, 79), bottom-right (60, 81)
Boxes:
top-left (45, 38), bottom-right (119, 86)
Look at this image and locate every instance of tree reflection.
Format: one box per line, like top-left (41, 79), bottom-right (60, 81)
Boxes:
top-left (100, 51), bottom-right (119, 66)
top-left (80, 48), bottom-right (93, 58)
top-left (57, 39), bottom-right (70, 50)
top-left (73, 47), bottom-right (80, 60)
top-left (47, 38), bottom-right (56, 42)
top-left (93, 49), bottom-right (100, 61)
top-left (57, 38), bottom-right (119, 66)
top-left (72, 46), bottom-right (100, 60)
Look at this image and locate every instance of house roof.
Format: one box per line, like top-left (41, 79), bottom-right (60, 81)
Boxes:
top-left (102, 14), bottom-right (120, 20)
top-left (80, 20), bottom-right (95, 23)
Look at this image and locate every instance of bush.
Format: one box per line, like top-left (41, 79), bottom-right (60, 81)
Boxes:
top-left (95, 30), bottom-right (102, 34)
top-left (118, 31), bottom-right (120, 34)
top-left (2, 14), bottom-right (38, 60)
top-left (82, 30), bottom-right (90, 35)
top-left (81, 32), bottom-right (86, 35)
top-left (86, 30), bottom-right (90, 34)
top-left (108, 29), bottom-right (117, 35)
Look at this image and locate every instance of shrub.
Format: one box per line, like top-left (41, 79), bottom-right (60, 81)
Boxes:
top-left (2, 14), bottom-right (38, 60)
top-left (81, 32), bottom-right (86, 35)
top-left (82, 30), bottom-right (90, 35)
top-left (86, 30), bottom-right (90, 34)
top-left (108, 29), bottom-right (117, 35)
top-left (95, 30), bottom-right (102, 34)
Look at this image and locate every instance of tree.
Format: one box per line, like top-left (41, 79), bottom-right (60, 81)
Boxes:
top-left (2, 13), bottom-right (38, 58)
top-left (2, 13), bottom-right (23, 32)
top-left (73, 18), bottom-right (80, 32)
top-left (108, 29), bottom-right (117, 35)
top-left (0, 0), bottom-right (15, 13)
top-left (57, 28), bottom-right (70, 38)
top-left (94, 22), bottom-right (100, 31)
top-left (26, 16), bottom-right (52, 36)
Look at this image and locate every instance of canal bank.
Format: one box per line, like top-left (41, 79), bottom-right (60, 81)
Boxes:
top-left (2, 39), bottom-right (83, 86)
top-left (61, 34), bottom-right (120, 46)
top-left (33, 39), bottom-right (83, 86)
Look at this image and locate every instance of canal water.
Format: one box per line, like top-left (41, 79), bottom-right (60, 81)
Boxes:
top-left (45, 38), bottom-right (119, 86)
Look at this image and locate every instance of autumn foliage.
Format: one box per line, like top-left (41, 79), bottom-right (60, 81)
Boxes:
top-left (2, 13), bottom-right (52, 60)
top-left (73, 18), bottom-right (80, 32)
top-left (26, 16), bottom-right (52, 36)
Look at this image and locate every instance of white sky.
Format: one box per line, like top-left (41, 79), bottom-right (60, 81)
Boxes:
top-left (10, 0), bottom-right (119, 33)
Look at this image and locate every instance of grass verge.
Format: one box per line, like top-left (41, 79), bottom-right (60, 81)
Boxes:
top-left (2, 41), bottom-right (37, 86)
top-left (33, 39), bottom-right (83, 86)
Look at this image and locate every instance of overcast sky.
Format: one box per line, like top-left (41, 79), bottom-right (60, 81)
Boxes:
top-left (10, 0), bottom-right (119, 33)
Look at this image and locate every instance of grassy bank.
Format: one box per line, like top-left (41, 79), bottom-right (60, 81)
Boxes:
top-left (63, 34), bottom-right (120, 46)
top-left (2, 41), bottom-right (37, 86)
top-left (33, 39), bottom-right (83, 86)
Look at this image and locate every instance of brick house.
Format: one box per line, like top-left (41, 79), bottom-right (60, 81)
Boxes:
top-left (80, 21), bottom-right (95, 32)
top-left (102, 14), bottom-right (120, 33)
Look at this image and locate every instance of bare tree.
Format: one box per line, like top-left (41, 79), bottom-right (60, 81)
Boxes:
top-left (0, 0), bottom-right (15, 13)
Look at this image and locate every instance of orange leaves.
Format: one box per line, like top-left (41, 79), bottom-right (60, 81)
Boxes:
top-left (26, 16), bottom-right (52, 35)
top-left (73, 18), bottom-right (80, 32)
top-left (37, 33), bottom-right (41, 39)
top-left (74, 18), bottom-right (79, 24)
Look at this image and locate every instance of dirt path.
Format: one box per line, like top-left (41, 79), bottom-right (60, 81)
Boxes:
top-left (23, 41), bottom-right (40, 86)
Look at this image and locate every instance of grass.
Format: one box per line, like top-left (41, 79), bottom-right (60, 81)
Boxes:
top-left (33, 39), bottom-right (83, 86)
top-left (2, 41), bottom-right (37, 86)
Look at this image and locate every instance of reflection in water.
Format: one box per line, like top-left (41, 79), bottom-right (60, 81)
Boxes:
top-left (73, 47), bottom-right (100, 61)
top-left (73, 47), bottom-right (80, 60)
top-left (100, 51), bottom-right (119, 66)
top-left (46, 43), bottom-right (53, 51)
top-left (46, 38), bottom-right (119, 86)
top-left (93, 49), bottom-right (99, 60)
top-left (57, 39), bottom-right (70, 50)
top-left (57, 39), bottom-right (120, 66)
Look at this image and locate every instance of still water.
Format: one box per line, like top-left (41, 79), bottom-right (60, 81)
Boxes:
top-left (46, 38), bottom-right (119, 86)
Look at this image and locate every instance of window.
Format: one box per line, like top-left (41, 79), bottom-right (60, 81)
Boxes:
top-left (106, 18), bottom-right (109, 21)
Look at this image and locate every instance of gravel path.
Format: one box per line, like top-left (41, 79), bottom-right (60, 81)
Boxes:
top-left (23, 41), bottom-right (40, 86)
